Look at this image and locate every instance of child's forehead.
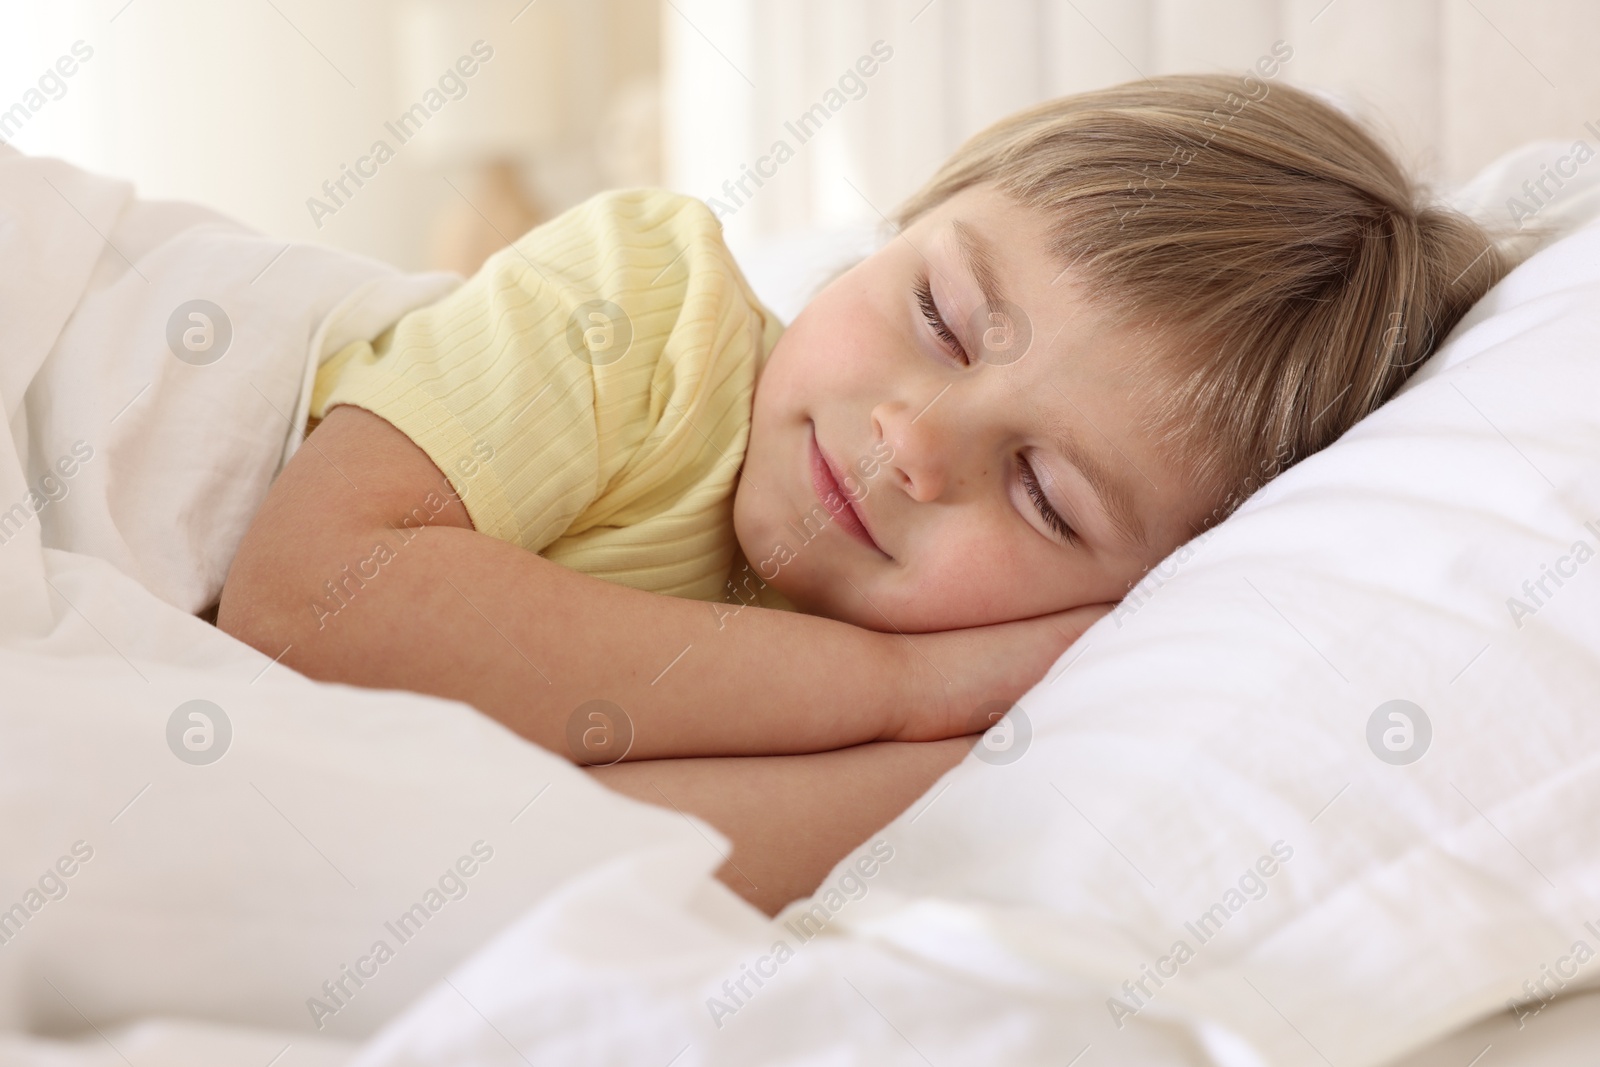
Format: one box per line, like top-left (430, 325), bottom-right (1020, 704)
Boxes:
top-left (916, 199), bottom-right (1142, 359)
top-left (916, 189), bottom-right (1078, 308)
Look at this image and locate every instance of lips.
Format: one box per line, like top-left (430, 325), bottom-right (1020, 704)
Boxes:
top-left (809, 421), bottom-right (886, 555)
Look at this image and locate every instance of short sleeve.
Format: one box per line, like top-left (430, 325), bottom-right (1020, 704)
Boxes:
top-left (310, 187), bottom-right (779, 569)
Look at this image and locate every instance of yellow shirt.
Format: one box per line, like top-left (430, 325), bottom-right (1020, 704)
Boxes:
top-left (310, 187), bottom-right (797, 613)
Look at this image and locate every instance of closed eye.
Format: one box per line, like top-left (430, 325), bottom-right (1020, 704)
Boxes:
top-left (1017, 453), bottom-right (1080, 546)
top-left (914, 272), bottom-right (968, 364)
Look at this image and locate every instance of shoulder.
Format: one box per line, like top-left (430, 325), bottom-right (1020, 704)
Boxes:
top-left (489, 187), bottom-right (744, 307)
top-left (571, 186), bottom-right (722, 226)
top-left (473, 187), bottom-right (783, 381)
top-left (542, 186), bottom-right (728, 255)
top-left (539, 187), bottom-right (780, 349)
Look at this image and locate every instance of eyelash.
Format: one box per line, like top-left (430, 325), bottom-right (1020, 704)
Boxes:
top-left (1018, 454), bottom-right (1080, 546)
top-left (914, 271), bottom-right (1078, 546)
top-left (914, 272), bottom-right (968, 364)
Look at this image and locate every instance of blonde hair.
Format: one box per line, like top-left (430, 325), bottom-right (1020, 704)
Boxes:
top-left (890, 72), bottom-right (1528, 530)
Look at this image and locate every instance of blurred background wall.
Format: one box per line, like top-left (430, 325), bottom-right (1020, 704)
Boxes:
top-left (664, 0), bottom-right (1600, 251)
top-left (0, 0), bottom-right (660, 273)
top-left (3, 0), bottom-right (1597, 274)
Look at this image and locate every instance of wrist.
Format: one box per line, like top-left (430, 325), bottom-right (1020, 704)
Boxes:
top-left (880, 629), bottom-right (945, 742)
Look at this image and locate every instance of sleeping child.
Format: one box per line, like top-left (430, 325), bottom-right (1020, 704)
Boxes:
top-left (217, 72), bottom-right (1513, 913)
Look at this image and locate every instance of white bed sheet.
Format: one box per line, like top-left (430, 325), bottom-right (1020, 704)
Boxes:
top-left (6, 986), bottom-right (1600, 1067)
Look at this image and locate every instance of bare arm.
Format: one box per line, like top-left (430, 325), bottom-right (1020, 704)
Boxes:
top-left (219, 405), bottom-right (1100, 760)
top-left (589, 738), bottom-right (973, 915)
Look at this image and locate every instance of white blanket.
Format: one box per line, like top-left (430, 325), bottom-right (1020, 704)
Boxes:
top-left (0, 145), bottom-right (747, 1048)
top-left (0, 143), bottom-right (458, 617)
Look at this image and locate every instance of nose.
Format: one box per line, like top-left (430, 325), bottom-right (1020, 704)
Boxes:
top-left (872, 394), bottom-right (954, 503)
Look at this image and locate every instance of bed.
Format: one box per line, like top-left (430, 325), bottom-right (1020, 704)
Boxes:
top-left (3, 137), bottom-right (1600, 1066)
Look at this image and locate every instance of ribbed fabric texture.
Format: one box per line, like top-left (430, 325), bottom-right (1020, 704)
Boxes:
top-left (311, 187), bottom-right (796, 609)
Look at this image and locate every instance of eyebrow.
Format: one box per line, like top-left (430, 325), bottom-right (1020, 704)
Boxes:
top-left (952, 218), bottom-right (1152, 554)
top-left (950, 219), bottom-right (1010, 317)
top-left (1035, 393), bottom-right (1154, 556)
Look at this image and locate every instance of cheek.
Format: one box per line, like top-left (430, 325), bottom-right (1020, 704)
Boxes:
top-left (902, 518), bottom-right (1046, 622)
top-left (905, 511), bottom-right (1134, 626)
top-left (787, 289), bottom-right (886, 382)
top-left (746, 298), bottom-right (882, 469)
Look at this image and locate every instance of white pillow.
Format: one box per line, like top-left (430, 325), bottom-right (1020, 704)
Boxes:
top-left (724, 224), bottom-right (882, 324)
top-left (818, 179), bottom-right (1600, 1065)
top-left (1444, 137), bottom-right (1600, 261)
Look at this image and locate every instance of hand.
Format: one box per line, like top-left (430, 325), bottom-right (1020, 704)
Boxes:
top-left (887, 602), bottom-right (1112, 743)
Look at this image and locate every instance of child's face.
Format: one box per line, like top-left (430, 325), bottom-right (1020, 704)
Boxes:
top-left (733, 181), bottom-right (1216, 632)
